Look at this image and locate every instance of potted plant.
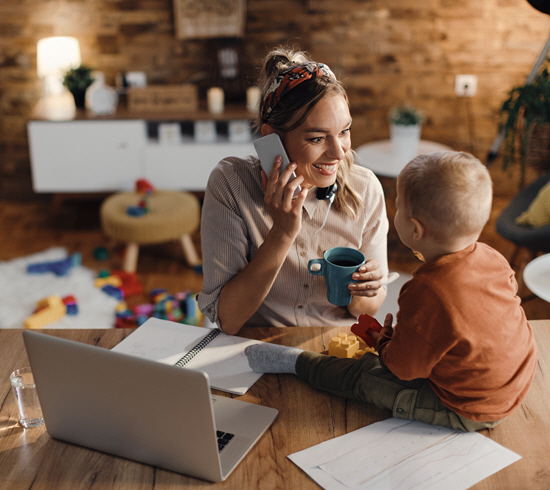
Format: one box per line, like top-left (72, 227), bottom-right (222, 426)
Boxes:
top-left (388, 104), bottom-right (424, 163)
top-left (499, 59), bottom-right (550, 188)
top-left (63, 64), bottom-right (95, 109)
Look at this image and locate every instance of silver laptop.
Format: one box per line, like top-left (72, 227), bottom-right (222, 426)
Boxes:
top-left (23, 330), bottom-right (278, 483)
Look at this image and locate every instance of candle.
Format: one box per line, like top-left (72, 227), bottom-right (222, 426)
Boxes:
top-left (246, 86), bottom-right (261, 113)
top-left (207, 87), bottom-right (224, 114)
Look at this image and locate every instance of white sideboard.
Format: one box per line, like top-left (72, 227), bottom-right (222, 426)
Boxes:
top-left (28, 97), bottom-right (256, 193)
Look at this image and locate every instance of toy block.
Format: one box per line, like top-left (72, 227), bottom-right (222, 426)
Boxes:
top-left (62, 295), bottom-right (79, 316)
top-left (93, 247), bottom-right (109, 260)
top-left (115, 316), bottom-right (136, 328)
top-left (115, 301), bottom-right (128, 312)
top-left (101, 284), bottom-right (124, 301)
top-left (112, 270), bottom-right (143, 297)
top-left (27, 252), bottom-right (82, 277)
top-left (116, 309), bottom-right (134, 319)
top-left (136, 314), bottom-right (149, 326)
top-left (134, 303), bottom-right (154, 316)
top-left (136, 178), bottom-right (155, 194)
top-left (65, 304), bottom-right (79, 315)
top-left (328, 333), bottom-right (360, 358)
top-left (351, 314), bottom-right (383, 348)
top-left (94, 275), bottom-right (123, 288)
top-left (25, 295), bottom-right (66, 329)
top-left (126, 205), bottom-right (147, 217)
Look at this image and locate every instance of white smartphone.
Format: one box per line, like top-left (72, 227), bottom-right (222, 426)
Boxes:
top-left (254, 133), bottom-right (301, 194)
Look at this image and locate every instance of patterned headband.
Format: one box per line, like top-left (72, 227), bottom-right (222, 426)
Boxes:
top-left (260, 62), bottom-right (336, 123)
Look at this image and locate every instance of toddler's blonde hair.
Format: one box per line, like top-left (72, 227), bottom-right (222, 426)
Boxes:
top-left (398, 151), bottom-right (493, 244)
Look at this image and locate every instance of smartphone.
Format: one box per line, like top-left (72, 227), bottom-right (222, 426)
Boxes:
top-left (254, 133), bottom-right (301, 195)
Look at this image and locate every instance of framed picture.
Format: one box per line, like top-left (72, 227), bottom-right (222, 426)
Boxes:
top-left (173, 0), bottom-right (246, 39)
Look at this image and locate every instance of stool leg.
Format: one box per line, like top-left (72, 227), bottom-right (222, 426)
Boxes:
top-left (124, 242), bottom-right (139, 273)
top-left (180, 234), bottom-right (200, 266)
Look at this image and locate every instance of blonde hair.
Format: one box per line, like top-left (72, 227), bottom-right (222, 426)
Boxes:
top-left (254, 46), bottom-right (361, 216)
top-left (397, 151), bottom-right (493, 243)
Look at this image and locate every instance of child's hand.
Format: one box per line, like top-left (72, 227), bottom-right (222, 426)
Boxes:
top-left (351, 314), bottom-right (383, 347)
top-left (379, 313), bottom-right (394, 338)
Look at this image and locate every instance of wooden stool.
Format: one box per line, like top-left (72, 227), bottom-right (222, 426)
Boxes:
top-left (100, 190), bottom-right (201, 272)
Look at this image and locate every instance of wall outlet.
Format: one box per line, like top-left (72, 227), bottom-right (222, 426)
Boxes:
top-left (455, 74), bottom-right (477, 97)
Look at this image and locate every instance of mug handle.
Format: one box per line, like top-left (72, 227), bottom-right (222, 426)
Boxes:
top-left (308, 259), bottom-right (324, 275)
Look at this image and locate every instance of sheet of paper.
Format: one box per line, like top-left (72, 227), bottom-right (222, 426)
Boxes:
top-left (288, 418), bottom-right (521, 490)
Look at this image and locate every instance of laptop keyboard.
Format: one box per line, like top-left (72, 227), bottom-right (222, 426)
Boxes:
top-left (216, 430), bottom-right (235, 452)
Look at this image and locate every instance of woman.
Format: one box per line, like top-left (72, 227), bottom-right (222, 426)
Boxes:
top-left (198, 47), bottom-right (388, 334)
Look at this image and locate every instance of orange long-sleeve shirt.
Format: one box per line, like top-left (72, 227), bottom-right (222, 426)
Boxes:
top-left (377, 242), bottom-right (537, 422)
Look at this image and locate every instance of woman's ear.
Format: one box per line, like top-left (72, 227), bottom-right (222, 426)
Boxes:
top-left (261, 124), bottom-right (274, 136)
top-left (410, 217), bottom-right (425, 241)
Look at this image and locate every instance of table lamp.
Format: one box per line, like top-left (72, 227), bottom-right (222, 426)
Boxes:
top-left (37, 36), bottom-right (81, 97)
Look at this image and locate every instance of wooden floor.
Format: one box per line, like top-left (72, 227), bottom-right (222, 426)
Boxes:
top-left (0, 184), bottom-right (549, 322)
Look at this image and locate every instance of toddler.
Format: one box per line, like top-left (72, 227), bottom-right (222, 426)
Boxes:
top-left (245, 151), bottom-right (537, 432)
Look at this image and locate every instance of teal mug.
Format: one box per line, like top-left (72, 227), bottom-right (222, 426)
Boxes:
top-left (308, 247), bottom-right (366, 306)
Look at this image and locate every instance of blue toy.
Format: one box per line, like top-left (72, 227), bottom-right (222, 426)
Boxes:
top-left (27, 252), bottom-right (82, 277)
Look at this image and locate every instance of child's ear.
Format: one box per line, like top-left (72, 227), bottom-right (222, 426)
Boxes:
top-left (410, 218), bottom-right (425, 241)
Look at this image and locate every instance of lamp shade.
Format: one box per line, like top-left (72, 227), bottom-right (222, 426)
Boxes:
top-left (37, 37), bottom-right (81, 79)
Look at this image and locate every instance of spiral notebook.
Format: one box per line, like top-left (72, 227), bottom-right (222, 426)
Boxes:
top-left (111, 317), bottom-right (263, 395)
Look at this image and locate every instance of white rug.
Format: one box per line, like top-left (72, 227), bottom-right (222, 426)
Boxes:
top-left (373, 271), bottom-right (413, 325)
top-left (0, 247), bottom-right (119, 329)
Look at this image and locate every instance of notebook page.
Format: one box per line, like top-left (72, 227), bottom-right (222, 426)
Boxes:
top-left (111, 318), bottom-right (208, 365)
top-left (186, 333), bottom-right (263, 395)
top-left (111, 317), bottom-right (263, 395)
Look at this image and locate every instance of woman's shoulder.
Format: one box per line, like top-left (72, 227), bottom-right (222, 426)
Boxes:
top-left (349, 161), bottom-right (384, 198)
top-left (208, 154), bottom-right (260, 187)
top-left (213, 154), bottom-right (259, 176)
top-left (350, 161), bottom-right (377, 181)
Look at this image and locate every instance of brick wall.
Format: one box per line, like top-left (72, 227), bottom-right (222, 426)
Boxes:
top-left (1, 0), bottom-right (549, 199)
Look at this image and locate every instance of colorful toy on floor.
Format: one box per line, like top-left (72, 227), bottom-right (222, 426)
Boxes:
top-left (93, 246), bottom-right (109, 260)
top-left (62, 295), bottom-right (79, 315)
top-left (24, 294), bottom-right (79, 329)
top-left (113, 288), bottom-right (202, 328)
top-left (95, 270), bottom-right (144, 299)
top-left (27, 252), bottom-right (82, 277)
top-left (350, 314), bottom-right (383, 348)
top-left (112, 270), bottom-right (144, 297)
top-left (94, 275), bottom-right (123, 288)
top-left (102, 284), bottom-right (124, 301)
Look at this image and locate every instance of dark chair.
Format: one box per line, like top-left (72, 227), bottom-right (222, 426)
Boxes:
top-left (496, 172), bottom-right (550, 299)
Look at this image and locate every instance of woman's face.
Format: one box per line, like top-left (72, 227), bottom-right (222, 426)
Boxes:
top-left (282, 94), bottom-right (352, 190)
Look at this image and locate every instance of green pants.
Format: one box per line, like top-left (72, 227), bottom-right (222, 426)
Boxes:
top-left (296, 351), bottom-right (503, 432)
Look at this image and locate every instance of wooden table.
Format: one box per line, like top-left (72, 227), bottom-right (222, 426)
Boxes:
top-left (1, 322), bottom-right (549, 489)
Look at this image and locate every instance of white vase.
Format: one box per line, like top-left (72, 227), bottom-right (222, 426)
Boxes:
top-left (390, 124), bottom-right (422, 165)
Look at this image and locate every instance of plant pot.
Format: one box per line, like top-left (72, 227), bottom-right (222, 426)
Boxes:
top-left (71, 90), bottom-right (87, 109)
top-left (390, 124), bottom-right (421, 164)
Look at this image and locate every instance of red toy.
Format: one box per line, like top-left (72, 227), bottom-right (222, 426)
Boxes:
top-left (351, 314), bottom-right (383, 348)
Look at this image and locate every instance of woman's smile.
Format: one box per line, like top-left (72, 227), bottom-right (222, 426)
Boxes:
top-left (312, 162), bottom-right (338, 175)
top-left (281, 94), bottom-right (352, 190)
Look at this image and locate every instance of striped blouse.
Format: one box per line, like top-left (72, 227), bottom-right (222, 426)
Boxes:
top-left (198, 155), bottom-right (389, 328)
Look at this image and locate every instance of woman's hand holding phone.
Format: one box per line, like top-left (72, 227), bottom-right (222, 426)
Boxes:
top-left (262, 157), bottom-right (306, 240)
